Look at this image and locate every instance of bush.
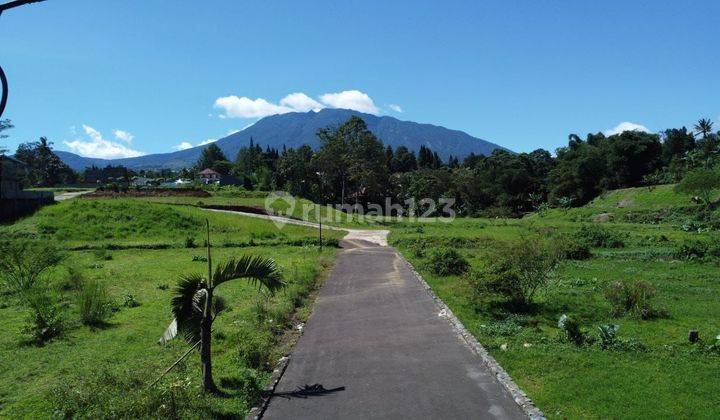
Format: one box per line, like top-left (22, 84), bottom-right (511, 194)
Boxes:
top-left (596, 324), bottom-right (646, 352)
top-left (425, 248), bottom-right (469, 276)
top-left (79, 279), bottom-right (113, 326)
top-left (184, 236), bottom-right (197, 248)
top-left (673, 239), bottom-right (710, 259)
top-left (22, 288), bottom-right (65, 345)
top-left (60, 264), bottom-right (86, 291)
top-left (469, 238), bottom-right (559, 308)
top-left (605, 280), bottom-right (662, 319)
top-left (558, 314), bottom-right (587, 345)
top-left (555, 235), bottom-right (592, 260)
top-left (575, 225), bottom-right (626, 248)
top-left (0, 240), bottom-right (64, 294)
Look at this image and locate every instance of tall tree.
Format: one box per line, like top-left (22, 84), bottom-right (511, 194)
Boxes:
top-left (694, 118), bottom-right (714, 139)
top-left (195, 143), bottom-right (228, 171)
top-left (14, 137), bottom-right (77, 186)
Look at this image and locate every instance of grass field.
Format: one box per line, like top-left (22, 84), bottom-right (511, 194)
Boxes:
top-left (0, 198), bottom-right (340, 417)
top-left (388, 185), bottom-right (720, 418)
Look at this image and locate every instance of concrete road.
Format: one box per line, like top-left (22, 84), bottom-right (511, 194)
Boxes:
top-left (262, 237), bottom-right (527, 419)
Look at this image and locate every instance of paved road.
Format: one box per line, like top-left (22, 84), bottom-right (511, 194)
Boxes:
top-left (54, 190), bottom-right (93, 201)
top-left (261, 236), bottom-right (526, 419)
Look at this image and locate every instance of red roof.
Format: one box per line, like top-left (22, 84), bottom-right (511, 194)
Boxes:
top-left (199, 168), bottom-right (220, 175)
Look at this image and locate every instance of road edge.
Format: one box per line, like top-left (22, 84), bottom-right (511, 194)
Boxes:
top-left (397, 249), bottom-right (546, 420)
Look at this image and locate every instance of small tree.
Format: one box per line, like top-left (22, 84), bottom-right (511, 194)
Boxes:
top-left (675, 167), bottom-right (720, 205)
top-left (470, 238), bottom-right (560, 309)
top-left (159, 221), bottom-right (284, 393)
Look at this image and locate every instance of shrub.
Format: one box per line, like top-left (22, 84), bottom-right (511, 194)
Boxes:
top-left (597, 324), bottom-right (619, 349)
top-left (21, 288), bottom-right (65, 344)
top-left (558, 314), bottom-right (586, 345)
top-left (605, 280), bottom-right (662, 319)
top-left (79, 279), bottom-right (113, 326)
top-left (675, 166), bottom-right (720, 204)
top-left (469, 238), bottom-right (559, 308)
top-left (673, 239), bottom-right (709, 259)
top-left (425, 248), bottom-right (469, 276)
top-left (574, 225), bottom-right (626, 248)
top-left (555, 235), bottom-right (592, 260)
top-left (0, 240), bottom-right (64, 294)
top-left (60, 264), bottom-right (86, 291)
top-left (184, 236), bottom-right (197, 248)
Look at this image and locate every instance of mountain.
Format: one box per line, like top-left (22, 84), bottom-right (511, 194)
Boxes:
top-left (57, 109), bottom-right (509, 171)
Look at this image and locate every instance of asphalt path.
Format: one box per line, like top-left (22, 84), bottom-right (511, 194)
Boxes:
top-left (258, 229), bottom-right (527, 419)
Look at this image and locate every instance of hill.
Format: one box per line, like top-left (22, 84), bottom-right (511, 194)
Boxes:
top-left (57, 109), bottom-right (508, 171)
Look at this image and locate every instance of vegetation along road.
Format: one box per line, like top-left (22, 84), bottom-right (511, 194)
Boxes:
top-left (216, 210), bottom-right (529, 419)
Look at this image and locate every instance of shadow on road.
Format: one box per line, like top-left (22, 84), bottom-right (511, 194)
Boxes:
top-left (270, 383), bottom-right (346, 399)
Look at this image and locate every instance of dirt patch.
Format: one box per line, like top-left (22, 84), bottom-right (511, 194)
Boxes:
top-left (83, 188), bottom-right (211, 198)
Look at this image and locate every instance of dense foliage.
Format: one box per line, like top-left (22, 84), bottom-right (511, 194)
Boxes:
top-left (198, 116), bottom-right (720, 217)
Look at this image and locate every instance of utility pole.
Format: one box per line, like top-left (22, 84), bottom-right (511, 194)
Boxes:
top-left (0, 0), bottom-right (48, 118)
top-left (316, 171), bottom-right (324, 251)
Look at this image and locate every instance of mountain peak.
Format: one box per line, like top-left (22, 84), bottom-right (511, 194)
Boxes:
top-left (58, 111), bottom-right (509, 171)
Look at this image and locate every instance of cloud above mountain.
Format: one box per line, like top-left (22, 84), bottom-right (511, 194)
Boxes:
top-left (213, 90), bottom-right (381, 119)
top-left (603, 122), bottom-right (651, 136)
top-left (173, 138), bottom-right (217, 151)
top-left (64, 125), bottom-right (144, 158)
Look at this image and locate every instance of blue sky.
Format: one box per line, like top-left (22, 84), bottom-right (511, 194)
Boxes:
top-left (1, 0), bottom-right (718, 158)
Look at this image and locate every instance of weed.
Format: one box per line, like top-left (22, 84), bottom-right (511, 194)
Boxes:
top-left (122, 294), bottom-right (140, 308)
top-left (605, 280), bottom-right (663, 319)
top-left (79, 279), bottom-right (113, 326)
top-left (22, 288), bottom-right (65, 345)
top-left (557, 314), bottom-right (587, 345)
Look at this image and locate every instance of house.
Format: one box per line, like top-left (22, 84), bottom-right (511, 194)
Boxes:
top-left (131, 176), bottom-right (151, 187)
top-left (0, 156), bottom-right (54, 221)
top-left (199, 168), bottom-right (221, 184)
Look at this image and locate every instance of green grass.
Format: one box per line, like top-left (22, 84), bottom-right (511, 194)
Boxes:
top-left (0, 198), bottom-right (341, 417)
top-left (531, 184), bottom-right (720, 227)
top-left (388, 187), bottom-right (720, 418)
top-left (0, 198), bottom-right (344, 248)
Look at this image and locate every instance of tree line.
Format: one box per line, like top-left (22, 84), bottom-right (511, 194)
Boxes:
top-left (196, 116), bottom-right (720, 216)
top-left (3, 115), bottom-right (718, 215)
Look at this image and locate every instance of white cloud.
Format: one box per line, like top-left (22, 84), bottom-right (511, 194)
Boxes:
top-left (214, 96), bottom-right (293, 119)
top-left (319, 90), bottom-right (380, 115)
top-left (603, 122), bottom-right (652, 136)
top-left (388, 104), bottom-right (403, 113)
top-left (213, 89), bottom-right (382, 118)
top-left (64, 125), bottom-right (144, 159)
top-left (280, 92), bottom-right (324, 112)
top-left (113, 129), bottom-right (134, 143)
top-left (171, 138), bottom-right (217, 152)
top-left (173, 141), bottom-right (193, 151)
top-left (198, 138), bottom-right (217, 146)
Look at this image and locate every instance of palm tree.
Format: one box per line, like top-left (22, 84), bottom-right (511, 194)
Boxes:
top-left (694, 118), bottom-right (714, 139)
top-left (159, 221), bottom-right (285, 393)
